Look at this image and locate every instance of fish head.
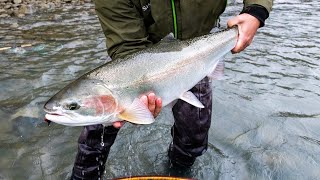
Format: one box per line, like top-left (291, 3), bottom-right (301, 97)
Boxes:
top-left (44, 79), bottom-right (118, 126)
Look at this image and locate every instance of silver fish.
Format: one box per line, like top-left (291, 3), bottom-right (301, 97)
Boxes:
top-left (44, 27), bottom-right (238, 126)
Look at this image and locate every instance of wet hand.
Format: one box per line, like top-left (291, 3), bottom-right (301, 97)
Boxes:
top-left (227, 13), bottom-right (260, 53)
top-left (112, 92), bottom-right (162, 129)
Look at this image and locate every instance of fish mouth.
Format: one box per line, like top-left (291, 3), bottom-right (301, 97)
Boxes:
top-left (44, 112), bottom-right (73, 126)
top-left (45, 112), bottom-right (64, 119)
top-left (44, 113), bottom-right (63, 125)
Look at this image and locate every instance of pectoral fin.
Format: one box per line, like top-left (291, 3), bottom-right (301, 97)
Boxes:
top-left (117, 98), bottom-right (155, 124)
top-left (208, 59), bottom-right (224, 80)
top-left (179, 91), bottom-right (204, 108)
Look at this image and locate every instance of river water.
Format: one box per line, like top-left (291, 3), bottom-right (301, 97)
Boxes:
top-left (0, 0), bottom-right (319, 179)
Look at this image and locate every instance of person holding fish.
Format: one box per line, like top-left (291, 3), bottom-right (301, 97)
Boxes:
top-left (70, 0), bottom-right (273, 179)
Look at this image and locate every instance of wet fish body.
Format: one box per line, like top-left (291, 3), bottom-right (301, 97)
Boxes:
top-left (44, 28), bottom-right (238, 126)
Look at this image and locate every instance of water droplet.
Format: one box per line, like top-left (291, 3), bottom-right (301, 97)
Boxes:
top-left (82, 170), bottom-right (85, 176)
top-left (96, 157), bottom-right (99, 161)
top-left (100, 126), bottom-right (105, 147)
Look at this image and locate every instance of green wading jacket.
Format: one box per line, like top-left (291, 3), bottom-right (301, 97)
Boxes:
top-left (94, 0), bottom-right (273, 60)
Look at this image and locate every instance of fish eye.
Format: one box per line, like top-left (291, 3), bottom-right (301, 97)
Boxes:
top-left (63, 102), bottom-right (80, 110)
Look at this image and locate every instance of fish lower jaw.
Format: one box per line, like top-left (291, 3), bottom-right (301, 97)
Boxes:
top-left (44, 113), bottom-right (114, 126)
top-left (45, 114), bottom-right (68, 124)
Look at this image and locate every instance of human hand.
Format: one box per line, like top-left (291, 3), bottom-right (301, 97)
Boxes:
top-left (139, 92), bottom-right (162, 118)
top-left (227, 13), bottom-right (260, 53)
top-left (112, 92), bottom-right (162, 128)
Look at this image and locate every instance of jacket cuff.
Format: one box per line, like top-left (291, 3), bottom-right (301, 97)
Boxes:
top-left (241, 4), bottom-right (269, 27)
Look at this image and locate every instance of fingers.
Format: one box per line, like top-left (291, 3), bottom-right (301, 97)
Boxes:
top-left (113, 121), bottom-right (125, 129)
top-left (147, 93), bottom-right (156, 114)
top-left (227, 16), bottom-right (243, 53)
top-left (154, 97), bottom-right (162, 117)
top-left (140, 95), bottom-right (148, 106)
top-left (140, 92), bottom-right (162, 118)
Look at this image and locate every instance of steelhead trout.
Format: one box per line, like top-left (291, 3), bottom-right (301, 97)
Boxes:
top-left (44, 27), bottom-right (238, 126)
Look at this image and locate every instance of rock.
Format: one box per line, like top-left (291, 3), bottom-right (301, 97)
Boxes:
top-left (55, 2), bottom-right (61, 7)
top-left (89, 8), bottom-right (95, 13)
top-left (47, 2), bottom-right (55, 9)
top-left (0, 0), bottom-right (94, 18)
top-left (13, 0), bottom-right (22, 4)
top-left (4, 4), bottom-right (11, 9)
top-left (18, 4), bottom-right (27, 14)
top-left (10, 22), bottom-right (19, 28)
top-left (52, 14), bottom-right (62, 21)
top-left (24, 4), bottom-right (34, 14)
top-left (0, 13), bottom-right (9, 18)
top-left (17, 13), bottom-right (25, 17)
top-left (39, 3), bottom-right (49, 10)
top-left (72, 1), bottom-right (79, 5)
top-left (7, 8), bottom-right (13, 15)
top-left (12, 3), bottom-right (20, 8)
top-left (13, 9), bottom-right (19, 16)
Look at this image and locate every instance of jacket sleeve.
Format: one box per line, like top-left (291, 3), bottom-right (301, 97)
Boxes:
top-left (242, 0), bottom-right (273, 27)
top-left (244, 0), bottom-right (273, 12)
top-left (94, 0), bottom-right (153, 60)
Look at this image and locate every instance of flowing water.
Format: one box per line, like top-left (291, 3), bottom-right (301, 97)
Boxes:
top-left (0, 0), bottom-right (320, 179)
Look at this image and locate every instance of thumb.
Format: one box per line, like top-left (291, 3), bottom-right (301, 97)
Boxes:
top-left (231, 36), bottom-right (245, 53)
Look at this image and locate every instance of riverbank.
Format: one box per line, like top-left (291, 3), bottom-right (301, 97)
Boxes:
top-left (0, 0), bottom-right (92, 18)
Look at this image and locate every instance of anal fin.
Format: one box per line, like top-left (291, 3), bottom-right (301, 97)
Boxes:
top-left (179, 91), bottom-right (204, 108)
